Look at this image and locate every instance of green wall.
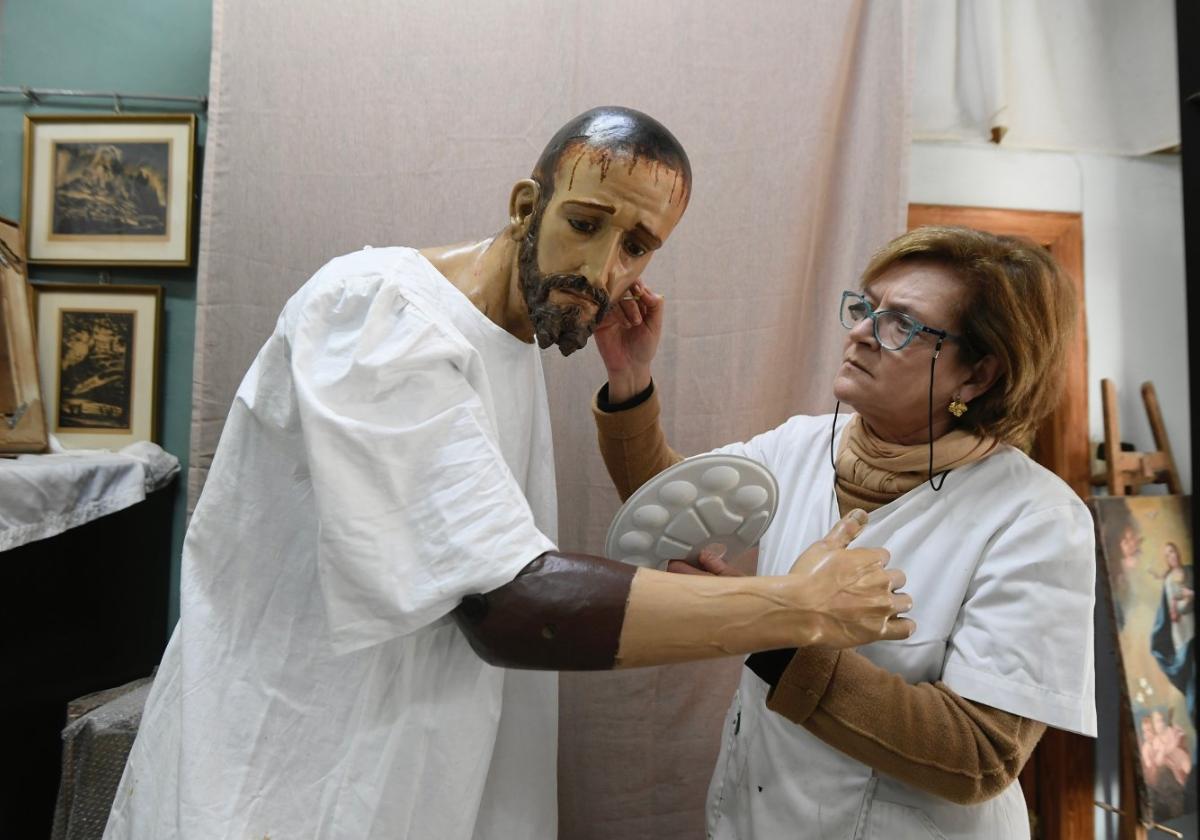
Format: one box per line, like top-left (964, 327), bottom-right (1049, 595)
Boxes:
top-left (0, 0), bottom-right (212, 625)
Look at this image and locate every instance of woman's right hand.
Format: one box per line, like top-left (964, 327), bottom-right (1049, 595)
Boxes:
top-left (594, 279), bottom-right (664, 402)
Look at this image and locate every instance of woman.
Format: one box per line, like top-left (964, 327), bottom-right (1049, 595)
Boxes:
top-left (1151, 541), bottom-right (1196, 725)
top-left (592, 226), bottom-right (1096, 839)
top-left (1159, 542), bottom-right (1194, 648)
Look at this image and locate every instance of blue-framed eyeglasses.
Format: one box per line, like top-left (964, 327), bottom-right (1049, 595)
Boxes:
top-left (839, 290), bottom-right (962, 351)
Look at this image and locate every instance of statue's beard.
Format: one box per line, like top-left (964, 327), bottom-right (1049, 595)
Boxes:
top-left (518, 211), bottom-right (611, 356)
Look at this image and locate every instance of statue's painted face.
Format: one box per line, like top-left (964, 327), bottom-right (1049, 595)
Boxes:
top-left (519, 145), bottom-right (687, 355)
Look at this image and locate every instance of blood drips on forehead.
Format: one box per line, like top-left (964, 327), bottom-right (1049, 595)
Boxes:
top-left (559, 142), bottom-right (687, 206)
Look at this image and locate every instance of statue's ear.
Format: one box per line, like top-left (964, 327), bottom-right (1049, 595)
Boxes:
top-left (508, 179), bottom-right (541, 241)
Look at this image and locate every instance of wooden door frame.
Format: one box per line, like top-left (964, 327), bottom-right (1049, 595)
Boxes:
top-left (908, 204), bottom-right (1093, 840)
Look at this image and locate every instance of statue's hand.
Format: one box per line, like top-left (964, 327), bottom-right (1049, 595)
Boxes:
top-left (786, 509), bottom-right (915, 647)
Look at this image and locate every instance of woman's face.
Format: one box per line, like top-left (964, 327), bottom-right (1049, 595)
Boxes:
top-left (832, 261), bottom-right (994, 445)
top-left (1163, 544), bottom-right (1181, 569)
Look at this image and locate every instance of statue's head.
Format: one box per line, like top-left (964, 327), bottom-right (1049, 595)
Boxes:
top-left (509, 106), bottom-right (691, 355)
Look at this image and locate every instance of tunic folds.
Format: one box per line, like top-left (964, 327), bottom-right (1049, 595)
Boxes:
top-left (104, 248), bottom-right (560, 840)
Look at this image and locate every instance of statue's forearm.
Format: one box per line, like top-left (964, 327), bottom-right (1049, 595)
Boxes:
top-left (452, 551), bottom-right (853, 671)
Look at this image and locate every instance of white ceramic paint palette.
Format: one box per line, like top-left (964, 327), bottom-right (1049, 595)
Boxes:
top-left (605, 453), bottom-right (779, 569)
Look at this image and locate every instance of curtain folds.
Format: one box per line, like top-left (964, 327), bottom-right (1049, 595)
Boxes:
top-left (912, 0), bottom-right (1179, 154)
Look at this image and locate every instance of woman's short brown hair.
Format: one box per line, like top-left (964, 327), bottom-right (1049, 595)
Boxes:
top-left (860, 226), bottom-right (1077, 446)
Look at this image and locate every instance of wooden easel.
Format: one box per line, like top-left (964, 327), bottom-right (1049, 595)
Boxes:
top-left (1094, 379), bottom-right (1183, 497)
top-left (1091, 378), bottom-right (1185, 839)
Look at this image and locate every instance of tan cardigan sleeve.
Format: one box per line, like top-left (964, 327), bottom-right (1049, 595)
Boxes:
top-left (592, 384), bottom-right (684, 501)
top-left (765, 648), bottom-right (1046, 805)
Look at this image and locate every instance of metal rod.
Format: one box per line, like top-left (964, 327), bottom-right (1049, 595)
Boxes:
top-left (0, 85), bottom-right (206, 110)
top-left (1094, 801), bottom-right (1184, 838)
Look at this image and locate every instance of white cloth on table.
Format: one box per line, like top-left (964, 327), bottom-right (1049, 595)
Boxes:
top-left (104, 247), bottom-right (560, 840)
top-left (706, 413), bottom-right (1096, 840)
top-left (0, 440), bottom-right (179, 552)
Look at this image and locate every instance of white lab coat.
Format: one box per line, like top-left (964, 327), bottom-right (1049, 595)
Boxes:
top-left (105, 248), bottom-right (560, 840)
top-left (706, 413), bottom-right (1097, 840)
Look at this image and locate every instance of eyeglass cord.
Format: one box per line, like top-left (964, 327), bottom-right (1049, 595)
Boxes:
top-left (829, 337), bottom-right (950, 496)
top-left (927, 337), bottom-right (950, 491)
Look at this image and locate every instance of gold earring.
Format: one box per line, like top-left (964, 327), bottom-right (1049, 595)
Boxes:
top-left (948, 396), bottom-right (968, 417)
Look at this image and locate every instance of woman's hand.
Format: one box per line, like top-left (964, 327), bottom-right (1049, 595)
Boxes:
top-left (594, 280), bottom-right (664, 402)
top-left (667, 545), bottom-right (745, 576)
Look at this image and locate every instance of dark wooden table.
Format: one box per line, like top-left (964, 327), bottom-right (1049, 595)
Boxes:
top-left (0, 487), bottom-right (173, 838)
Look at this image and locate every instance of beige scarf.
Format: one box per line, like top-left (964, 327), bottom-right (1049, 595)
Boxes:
top-left (834, 415), bottom-right (999, 515)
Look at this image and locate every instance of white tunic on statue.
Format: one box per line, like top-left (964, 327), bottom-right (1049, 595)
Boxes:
top-left (104, 247), bottom-right (560, 840)
top-left (706, 414), bottom-right (1097, 840)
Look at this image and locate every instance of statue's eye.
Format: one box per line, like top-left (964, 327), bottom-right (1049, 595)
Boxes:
top-left (624, 238), bottom-right (647, 258)
top-left (568, 218), bottom-right (597, 234)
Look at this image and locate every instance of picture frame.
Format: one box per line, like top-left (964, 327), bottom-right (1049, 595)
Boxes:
top-left (1092, 494), bottom-right (1197, 824)
top-left (32, 283), bottom-right (163, 450)
top-left (22, 114), bottom-right (196, 266)
top-left (0, 215), bottom-right (48, 453)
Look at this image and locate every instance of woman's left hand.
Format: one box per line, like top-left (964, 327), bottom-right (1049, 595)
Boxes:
top-left (593, 280), bottom-right (664, 400)
top-left (666, 545), bottom-right (745, 576)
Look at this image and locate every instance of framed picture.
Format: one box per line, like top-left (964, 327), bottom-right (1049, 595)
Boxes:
top-left (22, 114), bottom-right (195, 266)
top-left (0, 215), bottom-right (48, 453)
top-left (32, 283), bottom-right (163, 450)
top-left (1093, 495), bottom-right (1197, 824)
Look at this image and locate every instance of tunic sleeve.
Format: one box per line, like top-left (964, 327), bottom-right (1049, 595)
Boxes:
top-left (941, 501), bottom-right (1097, 735)
top-left (289, 275), bottom-right (555, 653)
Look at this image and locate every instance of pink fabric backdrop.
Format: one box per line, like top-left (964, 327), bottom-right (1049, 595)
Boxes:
top-left (192, 2), bottom-right (913, 835)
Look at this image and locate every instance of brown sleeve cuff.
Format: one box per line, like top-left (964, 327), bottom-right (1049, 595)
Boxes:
top-left (764, 647), bottom-right (841, 723)
top-left (592, 382), bottom-right (665, 440)
top-left (596, 381), bottom-right (656, 413)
